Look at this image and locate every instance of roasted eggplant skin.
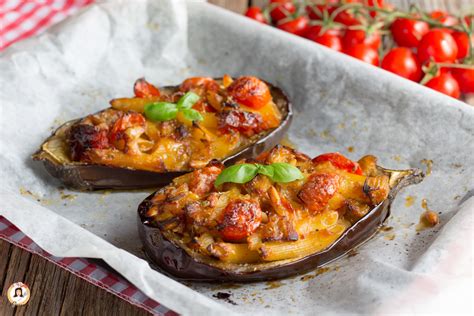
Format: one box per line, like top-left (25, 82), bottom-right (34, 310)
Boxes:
top-left (138, 166), bottom-right (424, 282)
top-left (32, 79), bottom-right (292, 190)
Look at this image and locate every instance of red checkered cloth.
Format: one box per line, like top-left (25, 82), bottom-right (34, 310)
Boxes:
top-left (0, 216), bottom-right (177, 315)
top-left (0, 0), bottom-right (94, 50)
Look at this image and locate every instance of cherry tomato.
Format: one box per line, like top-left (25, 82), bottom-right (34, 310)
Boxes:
top-left (277, 16), bottom-right (309, 36)
top-left (305, 3), bottom-right (336, 20)
top-left (218, 199), bottom-right (262, 242)
top-left (451, 67), bottom-right (474, 94)
top-left (334, 10), bottom-right (360, 26)
top-left (134, 78), bottom-right (160, 98)
top-left (245, 6), bottom-right (267, 24)
top-left (227, 76), bottom-right (271, 109)
top-left (390, 18), bottom-right (429, 48)
top-left (180, 77), bottom-right (219, 92)
top-left (270, 0), bottom-right (296, 23)
top-left (344, 44), bottom-right (379, 66)
top-left (305, 25), bottom-right (342, 51)
top-left (464, 15), bottom-right (473, 27)
top-left (312, 152), bottom-right (363, 175)
top-left (451, 31), bottom-right (470, 60)
top-left (365, 0), bottom-right (385, 18)
top-left (298, 173), bottom-right (340, 214)
top-left (343, 29), bottom-right (381, 51)
top-left (425, 73), bottom-right (461, 99)
top-left (381, 48), bottom-right (422, 82)
top-left (417, 29), bottom-right (458, 64)
top-left (429, 10), bottom-right (458, 28)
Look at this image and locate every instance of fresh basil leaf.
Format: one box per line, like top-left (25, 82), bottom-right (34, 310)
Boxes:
top-left (215, 164), bottom-right (259, 187)
top-left (177, 92), bottom-right (200, 109)
top-left (256, 164), bottom-right (274, 178)
top-left (181, 108), bottom-right (204, 122)
top-left (270, 163), bottom-right (304, 183)
top-left (144, 102), bottom-right (178, 121)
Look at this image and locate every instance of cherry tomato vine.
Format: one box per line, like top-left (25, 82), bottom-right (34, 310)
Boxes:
top-left (244, 0), bottom-right (474, 101)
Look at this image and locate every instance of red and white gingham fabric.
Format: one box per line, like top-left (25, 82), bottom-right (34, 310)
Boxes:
top-left (0, 216), bottom-right (177, 315)
top-left (0, 0), bottom-right (94, 51)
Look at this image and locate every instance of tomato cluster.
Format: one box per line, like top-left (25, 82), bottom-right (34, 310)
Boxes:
top-left (244, 1), bottom-right (473, 100)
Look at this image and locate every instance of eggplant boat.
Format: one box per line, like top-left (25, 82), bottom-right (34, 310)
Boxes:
top-left (138, 145), bottom-right (424, 282)
top-left (33, 76), bottom-right (292, 190)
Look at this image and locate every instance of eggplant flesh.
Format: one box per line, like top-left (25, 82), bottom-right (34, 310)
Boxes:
top-left (32, 80), bottom-right (292, 190)
top-left (137, 167), bottom-right (424, 282)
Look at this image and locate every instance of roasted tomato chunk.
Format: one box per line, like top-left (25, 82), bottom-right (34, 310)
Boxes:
top-left (218, 199), bottom-right (262, 242)
top-left (227, 76), bottom-right (271, 109)
top-left (298, 173), bottom-right (340, 213)
top-left (68, 124), bottom-right (109, 161)
top-left (109, 112), bottom-right (146, 144)
top-left (188, 165), bottom-right (223, 196)
top-left (218, 110), bottom-right (264, 137)
top-left (133, 78), bottom-right (160, 98)
top-left (180, 77), bottom-right (219, 92)
top-left (313, 152), bottom-right (363, 175)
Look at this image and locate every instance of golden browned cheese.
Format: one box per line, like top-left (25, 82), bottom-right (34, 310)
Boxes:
top-left (68, 76), bottom-right (282, 172)
top-left (144, 146), bottom-right (391, 264)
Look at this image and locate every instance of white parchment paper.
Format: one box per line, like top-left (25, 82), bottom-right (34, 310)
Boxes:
top-left (1, 1), bottom-right (473, 315)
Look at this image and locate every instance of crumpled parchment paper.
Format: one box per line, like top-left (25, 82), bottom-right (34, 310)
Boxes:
top-left (1, 1), bottom-right (473, 315)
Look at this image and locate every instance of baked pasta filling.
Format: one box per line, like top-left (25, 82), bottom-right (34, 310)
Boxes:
top-left (142, 146), bottom-right (391, 264)
top-left (67, 75), bottom-right (282, 172)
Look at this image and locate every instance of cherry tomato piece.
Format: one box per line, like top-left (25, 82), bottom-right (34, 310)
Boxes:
top-left (277, 16), bottom-right (309, 36)
top-left (298, 173), bottom-right (340, 214)
top-left (305, 25), bottom-right (342, 51)
top-left (270, 0), bottom-right (296, 23)
top-left (381, 47), bottom-right (422, 82)
top-left (134, 78), bottom-right (160, 98)
top-left (390, 18), bottom-right (429, 48)
top-left (218, 199), bottom-right (262, 242)
top-left (417, 29), bottom-right (458, 64)
top-left (189, 165), bottom-right (223, 196)
top-left (451, 67), bottom-right (474, 94)
top-left (227, 76), bottom-right (272, 109)
top-left (451, 31), bottom-right (470, 60)
top-left (344, 43), bottom-right (379, 66)
top-left (425, 73), bottom-right (461, 99)
top-left (343, 29), bottom-right (381, 51)
top-left (312, 152), bottom-right (363, 175)
top-left (180, 77), bottom-right (219, 92)
top-left (109, 113), bottom-right (146, 144)
top-left (245, 6), bottom-right (267, 24)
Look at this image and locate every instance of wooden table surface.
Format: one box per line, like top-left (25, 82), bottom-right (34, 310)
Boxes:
top-left (1, 1), bottom-right (469, 315)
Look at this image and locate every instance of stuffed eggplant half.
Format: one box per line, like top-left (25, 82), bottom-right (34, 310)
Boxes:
top-left (138, 146), bottom-right (424, 282)
top-left (33, 76), bottom-right (292, 190)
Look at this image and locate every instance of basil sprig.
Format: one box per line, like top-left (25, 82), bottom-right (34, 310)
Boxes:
top-left (144, 92), bottom-right (203, 122)
top-left (215, 163), bottom-right (304, 187)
